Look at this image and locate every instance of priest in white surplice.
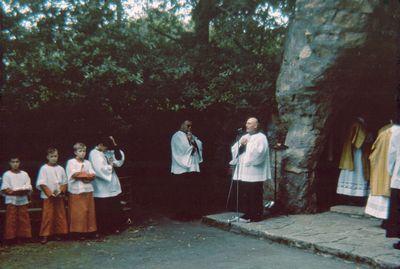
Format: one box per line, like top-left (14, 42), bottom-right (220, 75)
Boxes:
top-left (170, 120), bottom-right (203, 221)
top-left (229, 117), bottom-right (271, 222)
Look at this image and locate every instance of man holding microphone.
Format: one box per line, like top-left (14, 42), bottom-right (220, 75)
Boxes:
top-left (230, 117), bottom-right (272, 222)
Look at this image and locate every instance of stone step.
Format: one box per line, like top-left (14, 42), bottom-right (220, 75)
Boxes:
top-left (329, 205), bottom-right (378, 220)
top-left (202, 212), bottom-right (400, 269)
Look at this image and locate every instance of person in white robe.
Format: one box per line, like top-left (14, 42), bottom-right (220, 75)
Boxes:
top-left (66, 143), bottom-right (97, 237)
top-left (89, 136), bottom-right (125, 234)
top-left (170, 120), bottom-right (203, 220)
top-left (337, 117), bottom-right (370, 199)
top-left (1, 157), bottom-right (33, 242)
top-left (365, 123), bottom-right (397, 220)
top-left (36, 148), bottom-right (68, 244)
top-left (386, 123), bottom-right (400, 249)
top-left (229, 117), bottom-right (271, 222)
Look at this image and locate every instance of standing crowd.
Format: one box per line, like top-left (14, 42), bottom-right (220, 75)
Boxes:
top-left (1, 136), bottom-right (126, 245)
top-left (336, 116), bottom-right (400, 250)
top-left (1, 116), bottom-right (273, 246)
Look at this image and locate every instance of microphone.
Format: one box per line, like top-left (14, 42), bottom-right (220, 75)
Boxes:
top-left (237, 127), bottom-right (244, 134)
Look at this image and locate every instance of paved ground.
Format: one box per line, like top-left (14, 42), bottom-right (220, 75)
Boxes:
top-left (0, 217), bottom-right (366, 269)
top-left (203, 211), bottom-right (400, 269)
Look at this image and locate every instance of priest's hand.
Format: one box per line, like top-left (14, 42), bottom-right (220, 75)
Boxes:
top-left (187, 132), bottom-right (193, 142)
top-left (240, 137), bottom-right (248, 146)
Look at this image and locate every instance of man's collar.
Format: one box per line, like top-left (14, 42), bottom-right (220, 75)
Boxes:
top-left (247, 131), bottom-right (259, 136)
top-left (95, 146), bottom-right (104, 152)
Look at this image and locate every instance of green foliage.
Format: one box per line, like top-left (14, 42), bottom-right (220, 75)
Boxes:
top-left (0, 0), bottom-right (293, 160)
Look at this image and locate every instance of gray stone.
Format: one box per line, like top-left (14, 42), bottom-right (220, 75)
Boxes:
top-left (203, 212), bottom-right (400, 268)
top-left (273, 0), bottom-right (400, 213)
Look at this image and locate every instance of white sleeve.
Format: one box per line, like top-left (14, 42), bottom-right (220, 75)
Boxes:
top-left (23, 172), bottom-right (32, 191)
top-left (36, 166), bottom-right (47, 190)
top-left (112, 150), bottom-right (125, 168)
top-left (66, 160), bottom-right (78, 182)
top-left (388, 131), bottom-right (399, 175)
top-left (89, 151), bottom-right (112, 182)
top-left (1, 173), bottom-right (11, 190)
top-left (171, 133), bottom-right (193, 168)
top-left (194, 137), bottom-right (203, 163)
top-left (230, 140), bottom-right (241, 166)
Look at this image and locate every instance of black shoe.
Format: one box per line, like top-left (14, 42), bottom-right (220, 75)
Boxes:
top-left (54, 235), bottom-right (66, 241)
top-left (393, 242), bottom-right (400, 250)
top-left (91, 233), bottom-right (106, 242)
top-left (40, 236), bottom-right (48, 244)
top-left (18, 238), bottom-right (34, 244)
top-left (3, 239), bottom-right (17, 246)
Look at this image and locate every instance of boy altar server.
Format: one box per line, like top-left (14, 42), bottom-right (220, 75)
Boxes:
top-left (66, 143), bottom-right (97, 238)
top-left (89, 136), bottom-right (125, 235)
top-left (1, 156), bottom-right (33, 243)
top-left (36, 148), bottom-right (68, 244)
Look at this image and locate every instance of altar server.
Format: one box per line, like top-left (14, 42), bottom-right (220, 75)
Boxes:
top-left (36, 148), bottom-right (68, 244)
top-left (1, 156), bottom-right (32, 243)
top-left (66, 142), bottom-right (97, 238)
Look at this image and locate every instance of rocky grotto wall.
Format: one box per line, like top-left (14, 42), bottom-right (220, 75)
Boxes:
top-left (275, 0), bottom-right (400, 213)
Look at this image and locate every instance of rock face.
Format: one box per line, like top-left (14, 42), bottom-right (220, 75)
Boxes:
top-left (275, 0), bottom-right (400, 213)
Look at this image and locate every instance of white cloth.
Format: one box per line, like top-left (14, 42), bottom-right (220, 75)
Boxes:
top-left (365, 195), bottom-right (390, 219)
top-left (171, 130), bottom-right (203, 174)
top-left (89, 148), bottom-right (124, 198)
top-left (66, 158), bottom-right (96, 194)
top-left (230, 132), bottom-right (272, 182)
top-left (1, 170), bottom-right (32, 205)
top-left (36, 164), bottom-right (67, 199)
top-left (389, 125), bottom-right (400, 189)
top-left (364, 125), bottom-right (400, 218)
top-left (336, 148), bottom-right (369, 197)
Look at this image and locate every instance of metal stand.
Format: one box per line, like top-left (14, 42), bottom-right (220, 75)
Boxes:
top-left (264, 143), bottom-right (288, 216)
top-left (226, 131), bottom-right (244, 223)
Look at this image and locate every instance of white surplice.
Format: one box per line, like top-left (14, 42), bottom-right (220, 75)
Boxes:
top-left (1, 170), bottom-right (32, 205)
top-left (336, 148), bottom-right (369, 197)
top-left (66, 158), bottom-right (96, 194)
top-left (36, 164), bottom-right (67, 199)
top-left (389, 125), bottom-right (400, 189)
top-left (230, 132), bottom-right (272, 182)
top-left (171, 130), bottom-right (203, 175)
top-left (89, 148), bottom-right (124, 198)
